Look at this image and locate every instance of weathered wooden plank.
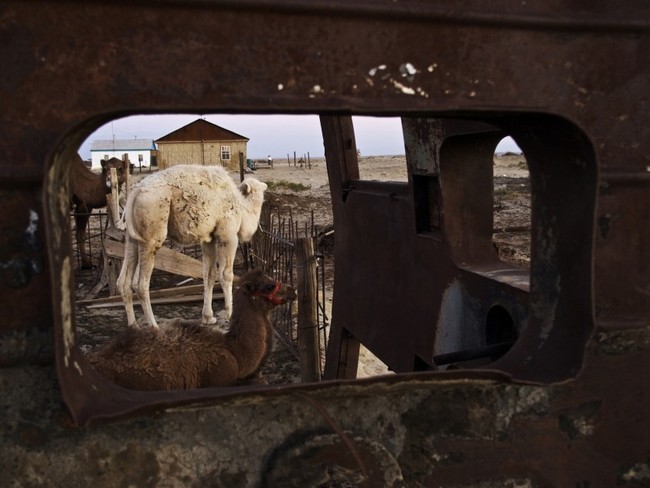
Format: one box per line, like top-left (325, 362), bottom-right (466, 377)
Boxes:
top-left (77, 283), bottom-right (214, 305)
top-left (103, 239), bottom-right (204, 279)
top-left (84, 292), bottom-right (224, 309)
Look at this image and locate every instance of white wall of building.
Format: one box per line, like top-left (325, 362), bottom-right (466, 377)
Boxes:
top-left (90, 150), bottom-right (152, 170)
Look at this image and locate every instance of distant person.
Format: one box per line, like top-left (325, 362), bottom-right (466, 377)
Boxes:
top-left (267, 155), bottom-right (273, 167)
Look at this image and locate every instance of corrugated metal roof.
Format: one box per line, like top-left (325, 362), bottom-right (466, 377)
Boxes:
top-left (155, 118), bottom-right (249, 143)
top-left (90, 139), bottom-right (155, 151)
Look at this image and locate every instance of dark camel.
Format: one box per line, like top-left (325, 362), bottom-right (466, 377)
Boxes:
top-left (69, 153), bottom-right (129, 269)
top-left (89, 269), bottom-right (297, 390)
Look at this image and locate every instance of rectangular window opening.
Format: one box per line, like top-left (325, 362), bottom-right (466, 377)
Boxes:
top-left (221, 145), bottom-right (231, 160)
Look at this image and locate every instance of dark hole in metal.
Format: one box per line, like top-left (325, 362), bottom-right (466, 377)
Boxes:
top-left (413, 175), bottom-right (442, 235)
top-left (486, 305), bottom-right (518, 345)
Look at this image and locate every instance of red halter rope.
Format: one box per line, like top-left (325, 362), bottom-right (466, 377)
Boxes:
top-left (254, 280), bottom-right (285, 305)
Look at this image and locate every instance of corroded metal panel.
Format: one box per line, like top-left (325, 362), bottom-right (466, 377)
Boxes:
top-left (323, 114), bottom-right (597, 383)
top-left (0, 1), bottom-right (648, 485)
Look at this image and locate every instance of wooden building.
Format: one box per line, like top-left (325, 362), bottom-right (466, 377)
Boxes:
top-left (155, 119), bottom-right (249, 170)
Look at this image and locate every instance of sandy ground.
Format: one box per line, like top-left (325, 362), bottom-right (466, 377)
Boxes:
top-left (74, 154), bottom-right (530, 384)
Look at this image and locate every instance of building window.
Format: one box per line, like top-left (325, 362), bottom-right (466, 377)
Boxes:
top-left (221, 146), bottom-right (231, 160)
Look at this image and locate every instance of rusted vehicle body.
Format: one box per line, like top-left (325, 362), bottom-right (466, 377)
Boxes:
top-left (0, 1), bottom-right (648, 486)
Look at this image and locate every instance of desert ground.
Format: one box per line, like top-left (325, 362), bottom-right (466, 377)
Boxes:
top-left (74, 153), bottom-right (530, 384)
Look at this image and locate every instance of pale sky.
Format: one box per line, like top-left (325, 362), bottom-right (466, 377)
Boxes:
top-left (79, 114), bottom-right (520, 160)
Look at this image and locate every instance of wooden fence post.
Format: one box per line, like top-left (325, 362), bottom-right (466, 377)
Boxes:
top-left (124, 155), bottom-right (130, 201)
top-left (108, 168), bottom-right (120, 225)
top-left (295, 237), bottom-right (321, 382)
top-left (100, 168), bottom-right (122, 296)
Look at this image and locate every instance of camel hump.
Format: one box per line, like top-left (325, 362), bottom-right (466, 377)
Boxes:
top-left (123, 184), bottom-right (173, 243)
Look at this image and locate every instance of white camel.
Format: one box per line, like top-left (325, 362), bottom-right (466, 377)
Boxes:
top-left (116, 165), bottom-right (267, 328)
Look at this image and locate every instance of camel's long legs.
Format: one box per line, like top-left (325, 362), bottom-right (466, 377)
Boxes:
top-left (201, 242), bottom-right (219, 324)
top-left (117, 233), bottom-right (139, 326)
top-left (216, 238), bottom-right (238, 318)
top-left (135, 243), bottom-right (160, 328)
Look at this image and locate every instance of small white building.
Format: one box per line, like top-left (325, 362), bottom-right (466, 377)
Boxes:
top-left (89, 139), bottom-right (156, 170)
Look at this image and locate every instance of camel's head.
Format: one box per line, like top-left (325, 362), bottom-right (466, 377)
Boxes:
top-left (239, 178), bottom-right (267, 202)
top-left (100, 157), bottom-right (129, 190)
top-left (237, 178), bottom-right (268, 242)
top-left (237, 269), bottom-right (296, 306)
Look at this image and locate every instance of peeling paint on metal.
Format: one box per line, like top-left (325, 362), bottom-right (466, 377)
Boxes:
top-left (390, 79), bottom-right (416, 95)
top-left (558, 401), bottom-right (601, 439)
top-left (399, 62), bottom-right (417, 78)
top-left (0, 210), bottom-right (44, 287)
top-left (495, 386), bottom-right (551, 433)
top-left (368, 64), bottom-right (387, 76)
top-left (399, 62), bottom-right (418, 83)
top-left (61, 256), bottom-right (74, 368)
top-left (620, 462), bottom-right (650, 482)
top-left (26, 210), bottom-right (38, 240)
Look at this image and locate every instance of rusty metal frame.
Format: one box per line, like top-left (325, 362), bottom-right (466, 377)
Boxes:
top-left (322, 114), bottom-right (597, 383)
top-left (1, 1), bottom-right (648, 483)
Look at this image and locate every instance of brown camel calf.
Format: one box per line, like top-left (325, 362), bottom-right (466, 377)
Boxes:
top-left (90, 270), bottom-right (296, 390)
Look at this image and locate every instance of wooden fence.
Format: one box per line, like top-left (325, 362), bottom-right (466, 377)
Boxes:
top-left (245, 205), bottom-right (329, 378)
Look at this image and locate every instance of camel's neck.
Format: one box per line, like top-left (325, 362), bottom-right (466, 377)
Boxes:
top-left (227, 295), bottom-right (271, 339)
top-left (238, 197), bottom-right (264, 242)
top-left (70, 161), bottom-right (111, 208)
top-left (225, 292), bottom-right (272, 378)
